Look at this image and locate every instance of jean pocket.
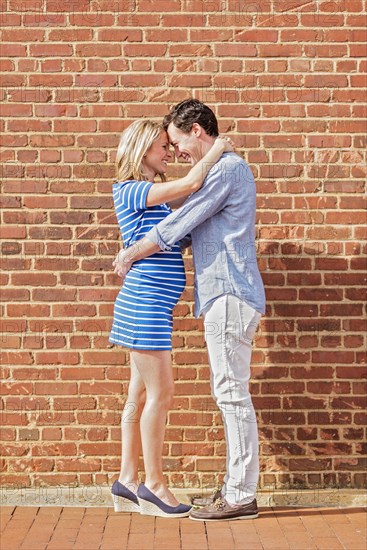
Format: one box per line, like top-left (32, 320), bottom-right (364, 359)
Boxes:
top-left (237, 301), bottom-right (261, 344)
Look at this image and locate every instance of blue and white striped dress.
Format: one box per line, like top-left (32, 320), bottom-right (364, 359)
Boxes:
top-left (109, 180), bottom-right (186, 350)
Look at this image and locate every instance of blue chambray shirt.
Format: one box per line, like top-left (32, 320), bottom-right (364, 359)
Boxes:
top-left (145, 152), bottom-right (266, 318)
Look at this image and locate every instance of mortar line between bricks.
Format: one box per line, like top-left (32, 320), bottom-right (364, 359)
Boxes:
top-left (204, 520), bottom-right (209, 550)
top-left (45, 506), bottom-right (86, 550)
top-left (40, 506), bottom-right (63, 550)
top-left (99, 508), bottom-right (107, 550)
top-left (178, 518), bottom-right (182, 550)
top-left (275, 507), bottom-right (312, 549)
top-left (252, 511), bottom-right (266, 550)
top-left (297, 508), bottom-right (347, 550)
top-left (154, 515), bottom-right (157, 550)
top-left (124, 512), bottom-right (133, 550)
top-left (320, 509), bottom-right (353, 550)
top-left (15, 506), bottom-right (40, 550)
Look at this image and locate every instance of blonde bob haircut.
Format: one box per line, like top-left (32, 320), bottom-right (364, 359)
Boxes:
top-left (116, 119), bottom-right (166, 183)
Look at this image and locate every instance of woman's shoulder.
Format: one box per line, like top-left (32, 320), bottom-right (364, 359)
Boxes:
top-left (113, 179), bottom-right (137, 189)
top-left (112, 180), bottom-right (153, 186)
top-left (112, 179), bottom-right (153, 196)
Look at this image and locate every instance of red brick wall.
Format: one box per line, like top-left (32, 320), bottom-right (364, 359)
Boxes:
top-left (1, 0), bottom-right (366, 492)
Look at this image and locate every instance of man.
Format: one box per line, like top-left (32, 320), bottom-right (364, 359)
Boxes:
top-left (113, 99), bottom-right (266, 521)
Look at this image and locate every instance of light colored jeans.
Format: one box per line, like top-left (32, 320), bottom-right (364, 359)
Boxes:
top-left (203, 294), bottom-right (262, 505)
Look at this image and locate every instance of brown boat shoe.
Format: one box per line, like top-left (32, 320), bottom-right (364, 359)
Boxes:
top-left (189, 496), bottom-right (259, 522)
top-left (211, 489), bottom-right (222, 502)
top-left (191, 488), bottom-right (223, 507)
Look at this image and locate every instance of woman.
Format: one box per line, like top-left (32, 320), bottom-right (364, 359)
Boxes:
top-left (109, 119), bottom-right (233, 518)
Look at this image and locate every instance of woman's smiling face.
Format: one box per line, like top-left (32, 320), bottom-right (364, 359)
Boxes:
top-left (142, 130), bottom-right (173, 180)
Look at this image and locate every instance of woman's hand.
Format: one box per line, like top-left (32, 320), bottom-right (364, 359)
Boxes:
top-left (214, 134), bottom-right (235, 153)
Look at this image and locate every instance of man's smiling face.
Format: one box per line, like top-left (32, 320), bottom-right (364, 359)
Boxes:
top-left (167, 122), bottom-right (202, 166)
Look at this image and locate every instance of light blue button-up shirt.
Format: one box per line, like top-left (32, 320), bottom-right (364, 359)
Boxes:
top-left (146, 152), bottom-right (266, 318)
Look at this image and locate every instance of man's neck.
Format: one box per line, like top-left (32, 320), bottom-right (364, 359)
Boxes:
top-left (199, 136), bottom-right (216, 159)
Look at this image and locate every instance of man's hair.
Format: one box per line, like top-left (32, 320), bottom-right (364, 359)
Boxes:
top-left (163, 98), bottom-right (219, 137)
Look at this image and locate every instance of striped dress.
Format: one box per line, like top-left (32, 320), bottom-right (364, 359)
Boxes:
top-left (109, 180), bottom-right (186, 350)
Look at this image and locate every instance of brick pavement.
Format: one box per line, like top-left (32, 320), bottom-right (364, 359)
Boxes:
top-left (0, 505), bottom-right (366, 550)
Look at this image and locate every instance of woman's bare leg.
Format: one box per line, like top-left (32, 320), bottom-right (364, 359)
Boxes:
top-left (132, 349), bottom-right (179, 507)
top-left (118, 353), bottom-right (146, 493)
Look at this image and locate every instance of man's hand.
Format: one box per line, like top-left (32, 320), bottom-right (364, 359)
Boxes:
top-left (112, 238), bottom-right (160, 282)
top-left (112, 248), bottom-right (133, 281)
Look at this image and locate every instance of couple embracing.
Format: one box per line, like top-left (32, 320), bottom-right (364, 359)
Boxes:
top-left (109, 99), bottom-right (266, 521)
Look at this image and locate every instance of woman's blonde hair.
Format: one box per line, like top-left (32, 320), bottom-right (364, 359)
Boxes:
top-left (116, 119), bottom-right (166, 183)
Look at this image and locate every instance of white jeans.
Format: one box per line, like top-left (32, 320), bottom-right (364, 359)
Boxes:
top-left (203, 294), bottom-right (262, 505)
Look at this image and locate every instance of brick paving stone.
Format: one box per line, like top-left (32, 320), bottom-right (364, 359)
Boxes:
top-left (0, 538), bottom-right (22, 550)
top-left (206, 521), bottom-right (236, 550)
top-left (55, 519), bottom-right (84, 529)
top-left (0, 506), bottom-right (366, 550)
top-left (60, 509), bottom-right (85, 518)
top-left (255, 510), bottom-right (291, 550)
top-left (302, 507), bottom-right (367, 550)
top-left (342, 508), bottom-right (367, 524)
top-left (181, 518), bottom-right (208, 550)
top-left (11, 508), bottom-right (38, 519)
top-left (73, 544), bottom-right (101, 550)
top-left (230, 517), bottom-right (262, 549)
top-left (275, 508), bottom-right (317, 549)
top-left (233, 537), bottom-right (264, 550)
top-left (48, 544), bottom-right (74, 550)
top-left (20, 530), bottom-right (52, 543)
top-left (127, 533), bottom-right (155, 550)
top-left (20, 542), bottom-right (48, 550)
top-left (73, 534), bottom-right (104, 546)
top-left (153, 538), bottom-right (181, 550)
top-left (313, 537), bottom-right (344, 549)
top-left (154, 516), bottom-right (181, 549)
top-left (37, 508), bottom-right (63, 519)
top-left (1, 508), bottom-right (15, 532)
top-left (103, 512), bottom-right (131, 529)
top-left (180, 518), bottom-right (206, 534)
top-left (1, 507), bottom-right (16, 514)
top-left (47, 541), bottom-right (75, 550)
top-left (181, 533), bottom-right (208, 550)
top-left (53, 528), bottom-right (79, 539)
top-left (285, 538), bottom-right (317, 550)
top-left (101, 514), bottom-right (130, 550)
top-left (128, 512), bottom-right (155, 534)
top-left (345, 508), bottom-right (367, 525)
top-left (230, 520), bottom-right (258, 534)
top-left (100, 539), bottom-right (126, 550)
top-left (298, 510), bottom-right (336, 538)
top-left (323, 508), bottom-right (367, 550)
top-left (0, 530), bottom-right (32, 547)
top-left (320, 508), bottom-right (350, 523)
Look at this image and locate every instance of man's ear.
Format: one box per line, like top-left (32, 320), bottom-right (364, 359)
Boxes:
top-left (191, 123), bottom-right (202, 138)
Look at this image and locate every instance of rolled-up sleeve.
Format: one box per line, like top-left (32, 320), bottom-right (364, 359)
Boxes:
top-left (145, 161), bottom-right (232, 250)
top-left (146, 225), bottom-right (173, 251)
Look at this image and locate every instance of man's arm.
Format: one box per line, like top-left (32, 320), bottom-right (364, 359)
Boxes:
top-left (167, 196), bottom-right (190, 209)
top-left (113, 238), bottom-right (159, 279)
top-left (145, 155), bottom-right (244, 250)
top-left (146, 136), bottom-right (231, 207)
top-left (113, 155), bottom-right (247, 279)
